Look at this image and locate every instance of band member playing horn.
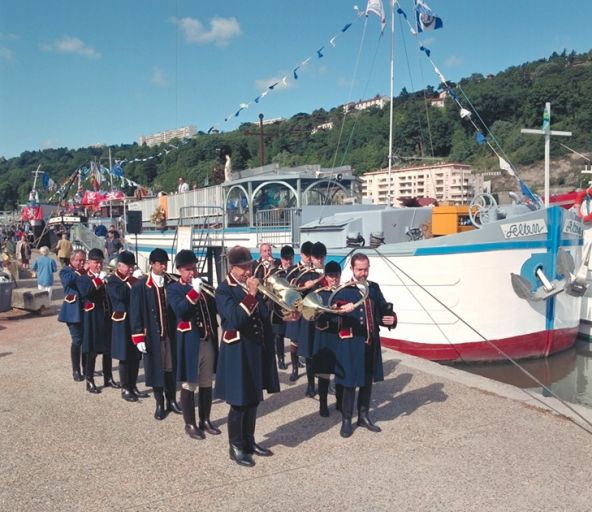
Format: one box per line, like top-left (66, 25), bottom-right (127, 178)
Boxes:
top-left (311, 260), bottom-right (343, 417)
top-left (253, 242), bottom-right (280, 281)
top-left (215, 246), bottom-right (279, 467)
top-left (332, 253), bottom-right (397, 438)
top-left (78, 248), bottom-right (120, 393)
top-left (270, 245), bottom-right (295, 370)
top-left (57, 249), bottom-right (87, 382)
top-left (130, 248), bottom-right (182, 420)
top-left (106, 251), bottom-right (147, 402)
top-left (296, 241), bottom-right (327, 398)
top-left (285, 240), bottom-right (313, 382)
top-left (167, 250), bottom-right (220, 440)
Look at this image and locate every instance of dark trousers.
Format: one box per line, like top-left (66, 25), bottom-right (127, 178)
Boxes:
top-left (228, 404), bottom-right (259, 450)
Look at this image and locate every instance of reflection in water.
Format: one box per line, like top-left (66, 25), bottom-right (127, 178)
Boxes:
top-left (450, 341), bottom-right (592, 409)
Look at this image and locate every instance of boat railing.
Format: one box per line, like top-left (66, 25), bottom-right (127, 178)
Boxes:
top-left (255, 207), bottom-right (300, 247)
top-left (71, 224), bottom-right (105, 253)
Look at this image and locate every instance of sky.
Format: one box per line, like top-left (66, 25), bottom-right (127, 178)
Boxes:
top-left (0, 0), bottom-right (590, 160)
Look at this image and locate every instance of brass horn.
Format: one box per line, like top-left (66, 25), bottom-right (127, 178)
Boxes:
top-left (164, 271), bottom-right (216, 298)
top-left (299, 281), bottom-right (369, 322)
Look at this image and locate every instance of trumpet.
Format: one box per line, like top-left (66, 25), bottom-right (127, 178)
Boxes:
top-left (293, 267), bottom-right (325, 292)
top-left (299, 280), bottom-right (369, 321)
top-left (253, 258), bottom-right (277, 279)
top-left (241, 275), bottom-right (301, 316)
top-left (164, 271), bottom-right (216, 299)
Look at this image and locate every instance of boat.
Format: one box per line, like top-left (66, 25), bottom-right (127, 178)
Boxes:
top-left (105, 2), bottom-right (592, 361)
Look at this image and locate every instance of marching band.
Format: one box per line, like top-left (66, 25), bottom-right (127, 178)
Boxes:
top-left (57, 242), bottom-right (397, 466)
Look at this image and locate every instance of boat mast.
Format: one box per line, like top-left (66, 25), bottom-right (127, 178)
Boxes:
top-left (387, 1), bottom-right (395, 207)
top-left (520, 102), bottom-right (572, 207)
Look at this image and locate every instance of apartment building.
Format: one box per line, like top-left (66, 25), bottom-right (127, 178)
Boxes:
top-left (362, 163), bottom-right (483, 205)
top-left (343, 95), bottom-right (389, 113)
top-left (138, 125), bottom-right (197, 147)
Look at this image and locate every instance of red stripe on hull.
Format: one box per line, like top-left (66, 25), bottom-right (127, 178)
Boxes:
top-left (381, 327), bottom-right (579, 362)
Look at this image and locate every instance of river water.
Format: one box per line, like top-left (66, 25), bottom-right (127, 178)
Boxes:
top-left (452, 340), bottom-right (592, 409)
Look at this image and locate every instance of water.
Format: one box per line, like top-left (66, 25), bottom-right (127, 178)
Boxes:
top-left (452, 340), bottom-right (592, 409)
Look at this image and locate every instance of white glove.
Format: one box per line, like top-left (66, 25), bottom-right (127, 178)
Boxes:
top-left (137, 342), bottom-right (147, 354)
top-left (132, 268), bottom-right (143, 278)
top-left (98, 271), bottom-right (107, 280)
top-left (192, 277), bottom-right (203, 293)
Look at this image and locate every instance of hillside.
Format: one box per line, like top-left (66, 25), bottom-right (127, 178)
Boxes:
top-left (0, 49), bottom-right (591, 211)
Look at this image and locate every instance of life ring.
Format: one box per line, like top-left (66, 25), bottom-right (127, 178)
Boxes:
top-left (574, 188), bottom-right (592, 223)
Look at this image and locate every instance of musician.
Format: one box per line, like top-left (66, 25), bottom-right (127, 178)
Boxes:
top-left (253, 242), bottom-right (280, 281)
top-left (167, 250), bottom-right (220, 440)
top-left (269, 245), bottom-right (295, 370)
top-left (332, 253), bottom-right (397, 438)
top-left (78, 248), bottom-right (120, 393)
top-left (130, 248), bottom-right (181, 420)
top-left (311, 260), bottom-right (342, 417)
top-left (106, 251), bottom-right (147, 402)
top-left (57, 249), bottom-right (87, 382)
top-left (285, 240), bottom-right (313, 382)
top-left (215, 245), bottom-right (279, 467)
top-left (296, 241), bottom-right (327, 397)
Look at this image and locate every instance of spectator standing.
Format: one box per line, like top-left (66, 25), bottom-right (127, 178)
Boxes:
top-left (177, 177), bottom-right (189, 193)
top-left (105, 231), bottom-right (123, 260)
top-left (32, 246), bottom-right (57, 300)
top-left (55, 234), bottom-right (73, 267)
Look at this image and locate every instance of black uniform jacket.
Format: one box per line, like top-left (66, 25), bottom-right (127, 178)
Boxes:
top-left (214, 272), bottom-right (279, 406)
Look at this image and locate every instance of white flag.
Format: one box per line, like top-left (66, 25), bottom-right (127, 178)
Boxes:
top-left (499, 157), bottom-right (515, 177)
top-left (365, 0), bottom-right (386, 32)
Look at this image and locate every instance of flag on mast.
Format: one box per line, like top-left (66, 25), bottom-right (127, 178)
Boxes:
top-left (414, 0), bottom-right (443, 32)
top-left (365, 0), bottom-right (386, 33)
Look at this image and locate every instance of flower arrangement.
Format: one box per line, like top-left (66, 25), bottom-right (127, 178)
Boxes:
top-left (150, 207), bottom-right (166, 224)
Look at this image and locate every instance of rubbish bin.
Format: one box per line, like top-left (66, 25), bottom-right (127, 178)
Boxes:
top-left (0, 279), bottom-right (13, 312)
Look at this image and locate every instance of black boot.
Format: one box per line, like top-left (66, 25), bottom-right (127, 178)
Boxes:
top-left (71, 345), bottom-right (83, 381)
top-left (243, 405), bottom-right (272, 457)
top-left (357, 382), bottom-right (381, 432)
top-left (335, 383), bottom-right (343, 412)
top-left (198, 387), bottom-right (221, 435)
top-left (129, 357), bottom-right (149, 398)
top-left (340, 387), bottom-right (355, 438)
top-left (289, 350), bottom-right (299, 382)
top-left (180, 389), bottom-right (205, 440)
top-left (119, 362), bottom-right (137, 402)
top-left (103, 354), bottom-right (120, 389)
top-left (305, 359), bottom-right (316, 397)
top-left (275, 335), bottom-right (286, 370)
top-left (153, 387), bottom-right (166, 420)
top-left (318, 377), bottom-right (330, 417)
top-left (228, 406), bottom-right (255, 467)
top-left (164, 371), bottom-right (182, 414)
top-left (85, 353), bottom-right (101, 394)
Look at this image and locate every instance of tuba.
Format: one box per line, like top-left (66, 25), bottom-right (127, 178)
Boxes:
top-left (299, 280), bottom-right (369, 322)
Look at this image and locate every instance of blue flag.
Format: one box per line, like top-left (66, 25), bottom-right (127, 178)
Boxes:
top-left (519, 179), bottom-right (541, 207)
top-left (475, 132), bottom-right (486, 145)
top-left (415, 0), bottom-right (443, 32)
top-left (42, 171), bottom-right (49, 189)
top-left (112, 163), bottom-right (124, 177)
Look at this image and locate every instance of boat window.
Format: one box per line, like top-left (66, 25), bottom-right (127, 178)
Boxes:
top-left (226, 187), bottom-right (249, 226)
top-left (302, 180), bottom-right (352, 206)
top-left (252, 184), bottom-right (296, 225)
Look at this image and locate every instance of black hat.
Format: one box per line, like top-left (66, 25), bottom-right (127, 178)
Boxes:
top-left (117, 251), bottom-right (135, 266)
top-left (227, 245), bottom-right (253, 266)
top-left (300, 241), bottom-right (313, 256)
top-left (88, 248), bottom-right (104, 261)
top-left (149, 248), bottom-right (169, 264)
top-left (324, 261), bottom-right (341, 275)
top-left (311, 242), bottom-right (327, 259)
top-left (175, 249), bottom-right (197, 269)
top-left (280, 245), bottom-right (294, 259)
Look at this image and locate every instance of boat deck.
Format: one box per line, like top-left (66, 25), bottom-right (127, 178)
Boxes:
top-left (1, 302), bottom-right (592, 510)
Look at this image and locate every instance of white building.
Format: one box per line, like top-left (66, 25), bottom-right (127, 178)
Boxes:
top-left (343, 95), bottom-right (388, 113)
top-left (428, 90), bottom-right (449, 108)
top-left (138, 126), bottom-right (197, 147)
top-left (362, 163), bottom-right (484, 205)
top-left (311, 121), bottom-right (334, 135)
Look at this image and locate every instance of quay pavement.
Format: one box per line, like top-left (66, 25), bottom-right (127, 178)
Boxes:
top-left (1, 303), bottom-right (592, 512)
